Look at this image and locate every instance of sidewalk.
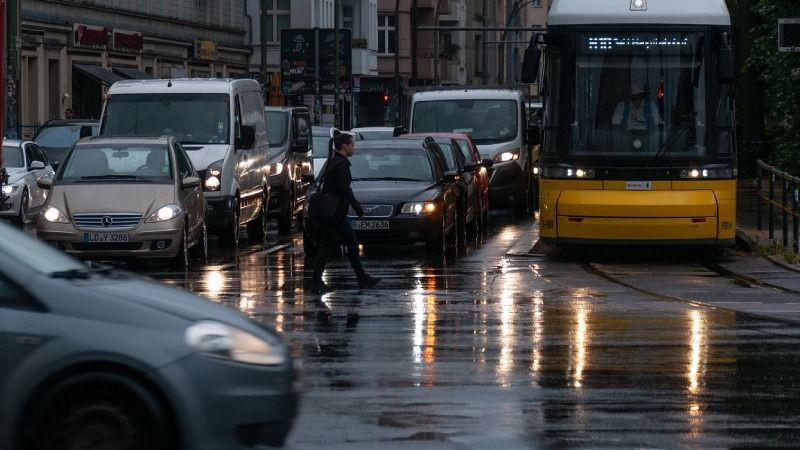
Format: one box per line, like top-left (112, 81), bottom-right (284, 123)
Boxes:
top-left (736, 178), bottom-right (800, 271)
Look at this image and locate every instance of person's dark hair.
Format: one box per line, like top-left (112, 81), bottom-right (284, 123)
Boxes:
top-left (333, 132), bottom-right (353, 150)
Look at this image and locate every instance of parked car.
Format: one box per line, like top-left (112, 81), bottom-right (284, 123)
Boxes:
top-left (0, 140), bottom-right (54, 225)
top-left (265, 107), bottom-right (313, 233)
top-left (32, 119), bottom-right (99, 171)
top-left (403, 134), bottom-right (479, 248)
top-left (0, 220), bottom-right (299, 450)
top-left (101, 79), bottom-right (271, 248)
top-left (302, 137), bottom-right (462, 255)
top-left (412, 133), bottom-right (493, 237)
top-left (36, 136), bottom-right (207, 268)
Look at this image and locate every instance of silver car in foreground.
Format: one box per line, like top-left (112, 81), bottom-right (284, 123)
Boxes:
top-left (0, 221), bottom-right (300, 450)
top-left (0, 140), bottom-right (54, 225)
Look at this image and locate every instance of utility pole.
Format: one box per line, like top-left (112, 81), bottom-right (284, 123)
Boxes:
top-left (260, 0), bottom-right (268, 100)
top-left (481, 0), bottom-right (487, 85)
top-left (334, 0), bottom-right (340, 128)
top-left (5, 0), bottom-right (19, 138)
top-left (411, 0), bottom-right (417, 86)
top-left (394, 0), bottom-right (401, 124)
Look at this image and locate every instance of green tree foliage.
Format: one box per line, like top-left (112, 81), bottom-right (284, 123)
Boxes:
top-left (743, 0), bottom-right (800, 175)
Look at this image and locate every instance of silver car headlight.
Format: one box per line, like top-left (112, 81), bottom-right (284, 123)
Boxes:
top-left (2, 184), bottom-right (18, 196)
top-left (43, 206), bottom-right (70, 223)
top-left (185, 320), bottom-right (285, 366)
top-left (146, 204), bottom-right (182, 223)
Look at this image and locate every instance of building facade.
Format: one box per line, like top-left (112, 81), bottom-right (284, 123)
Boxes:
top-left (17, 0), bottom-right (250, 136)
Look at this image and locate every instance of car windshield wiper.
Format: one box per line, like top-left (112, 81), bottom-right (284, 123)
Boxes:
top-left (353, 177), bottom-right (428, 182)
top-left (79, 175), bottom-right (153, 182)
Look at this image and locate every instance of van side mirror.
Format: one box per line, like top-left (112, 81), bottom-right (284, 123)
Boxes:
top-left (292, 135), bottom-right (309, 152)
top-left (236, 125), bottom-right (255, 150)
top-left (37, 178), bottom-right (53, 190)
top-left (521, 34), bottom-right (542, 84)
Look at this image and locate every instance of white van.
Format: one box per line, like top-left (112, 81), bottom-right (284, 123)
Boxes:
top-left (100, 79), bottom-right (271, 247)
top-left (409, 89), bottom-right (536, 218)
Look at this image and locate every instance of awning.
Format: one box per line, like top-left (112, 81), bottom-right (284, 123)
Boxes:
top-left (73, 64), bottom-right (125, 86)
top-left (113, 67), bottom-right (153, 80)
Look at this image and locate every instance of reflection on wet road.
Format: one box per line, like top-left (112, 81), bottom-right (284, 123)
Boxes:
top-left (144, 216), bottom-right (800, 449)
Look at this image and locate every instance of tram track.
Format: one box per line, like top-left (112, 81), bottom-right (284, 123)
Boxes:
top-left (580, 260), bottom-right (800, 327)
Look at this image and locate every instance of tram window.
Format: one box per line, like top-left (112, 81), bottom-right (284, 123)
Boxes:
top-left (571, 32), bottom-right (708, 157)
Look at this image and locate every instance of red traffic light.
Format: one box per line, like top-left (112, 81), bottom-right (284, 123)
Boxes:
top-left (383, 94), bottom-right (390, 103)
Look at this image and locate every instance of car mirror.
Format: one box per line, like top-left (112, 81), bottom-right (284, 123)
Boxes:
top-left (236, 125), bottom-right (256, 150)
top-left (463, 163), bottom-right (478, 172)
top-left (481, 158), bottom-right (494, 169)
top-left (79, 125), bottom-right (94, 139)
top-left (301, 173), bottom-right (316, 183)
top-left (182, 176), bottom-right (201, 189)
top-left (37, 178), bottom-right (53, 190)
top-left (443, 171), bottom-right (460, 183)
top-left (292, 136), bottom-right (310, 152)
top-left (29, 161), bottom-right (45, 170)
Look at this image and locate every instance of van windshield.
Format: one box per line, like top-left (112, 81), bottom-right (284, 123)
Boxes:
top-left (412, 99), bottom-right (518, 144)
top-left (101, 94), bottom-right (230, 145)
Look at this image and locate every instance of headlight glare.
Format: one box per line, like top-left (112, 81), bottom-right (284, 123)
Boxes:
top-left (2, 184), bottom-right (18, 195)
top-left (401, 202), bottom-right (437, 215)
top-left (147, 204), bottom-right (182, 222)
top-left (494, 150), bottom-right (519, 163)
top-left (204, 159), bottom-right (224, 191)
top-left (679, 167), bottom-right (734, 179)
top-left (542, 167), bottom-right (595, 179)
top-left (185, 321), bottom-right (285, 366)
top-left (273, 162), bottom-right (284, 175)
top-left (44, 206), bottom-right (70, 223)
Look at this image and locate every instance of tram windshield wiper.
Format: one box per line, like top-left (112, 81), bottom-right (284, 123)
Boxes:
top-left (651, 124), bottom-right (690, 161)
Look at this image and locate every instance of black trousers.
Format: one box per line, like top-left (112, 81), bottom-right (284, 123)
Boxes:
top-left (311, 218), bottom-right (366, 281)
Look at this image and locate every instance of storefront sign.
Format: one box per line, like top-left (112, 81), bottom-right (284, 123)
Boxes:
top-left (74, 24), bottom-right (108, 48)
top-left (112, 29), bottom-right (143, 52)
top-left (195, 40), bottom-right (217, 61)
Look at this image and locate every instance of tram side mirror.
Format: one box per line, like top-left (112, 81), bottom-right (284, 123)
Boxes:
top-left (718, 47), bottom-right (735, 84)
top-left (521, 34), bottom-right (542, 84)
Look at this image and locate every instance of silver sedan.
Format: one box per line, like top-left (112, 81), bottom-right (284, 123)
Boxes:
top-left (0, 140), bottom-right (55, 225)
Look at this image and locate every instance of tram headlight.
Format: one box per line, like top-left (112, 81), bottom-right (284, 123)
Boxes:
top-left (679, 167), bottom-right (735, 179)
top-left (541, 167), bottom-right (596, 179)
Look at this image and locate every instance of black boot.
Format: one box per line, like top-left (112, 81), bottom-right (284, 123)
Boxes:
top-left (357, 274), bottom-right (381, 289)
top-left (309, 279), bottom-right (331, 294)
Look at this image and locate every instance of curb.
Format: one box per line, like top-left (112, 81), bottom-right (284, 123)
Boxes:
top-left (735, 228), bottom-right (758, 253)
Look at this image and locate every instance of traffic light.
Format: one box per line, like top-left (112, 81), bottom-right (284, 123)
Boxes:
top-left (383, 94), bottom-right (390, 104)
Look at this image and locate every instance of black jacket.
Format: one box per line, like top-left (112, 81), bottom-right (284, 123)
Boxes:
top-left (320, 152), bottom-right (363, 221)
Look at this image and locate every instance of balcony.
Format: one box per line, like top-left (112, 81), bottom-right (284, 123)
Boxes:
top-left (352, 48), bottom-right (378, 76)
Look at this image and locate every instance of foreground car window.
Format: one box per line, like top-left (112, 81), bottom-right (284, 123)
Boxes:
top-left (59, 145), bottom-right (173, 182)
top-left (2, 146), bottom-right (24, 167)
top-left (0, 221), bottom-right (85, 274)
top-left (350, 148), bottom-right (434, 182)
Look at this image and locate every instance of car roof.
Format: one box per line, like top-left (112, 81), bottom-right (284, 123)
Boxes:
top-left (39, 119), bottom-right (99, 127)
top-left (407, 132), bottom-right (473, 141)
top-left (356, 138), bottom-right (428, 150)
top-left (75, 135), bottom-right (173, 146)
top-left (2, 139), bottom-right (23, 147)
top-left (549, 0), bottom-right (730, 26)
top-left (107, 78), bottom-right (260, 95)
top-left (412, 89), bottom-right (524, 102)
top-left (350, 127), bottom-right (395, 132)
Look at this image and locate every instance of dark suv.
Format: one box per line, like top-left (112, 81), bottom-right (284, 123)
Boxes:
top-left (264, 107), bottom-right (313, 233)
top-left (32, 119), bottom-right (99, 171)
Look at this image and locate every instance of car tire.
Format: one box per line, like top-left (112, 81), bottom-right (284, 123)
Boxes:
top-left (247, 191), bottom-right (269, 245)
top-left (172, 226), bottom-right (189, 269)
top-left (218, 197), bottom-right (240, 249)
top-left (277, 190), bottom-right (296, 234)
top-left (23, 373), bottom-right (171, 450)
top-left (190, 221), bottom-right (208, 262)
top-left (15, 189), bottom-right (29, 226)
top-left (513, 175), bottom-right (531, 219)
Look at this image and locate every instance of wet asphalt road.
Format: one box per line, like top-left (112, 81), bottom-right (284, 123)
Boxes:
top-left (134, 214), bottom-right (800, 449)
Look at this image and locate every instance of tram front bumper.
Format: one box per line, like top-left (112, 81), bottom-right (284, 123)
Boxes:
top-left (544, 189), bottom-right (735, 245)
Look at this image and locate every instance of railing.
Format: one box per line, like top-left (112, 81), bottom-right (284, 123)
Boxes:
top-left (756, 160), bottom-right (800, 253)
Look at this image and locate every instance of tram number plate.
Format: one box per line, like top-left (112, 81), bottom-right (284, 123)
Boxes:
top-left (625, 181), bottom-right (652, 191)
top-left (351, 220), bottom-right (389, 230)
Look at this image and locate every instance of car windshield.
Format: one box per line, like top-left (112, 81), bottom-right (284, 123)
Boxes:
top-left (265, 111), bottom-right (289, 148)
top-left (312, 133), bottom-right (331, 158)
top-left (101, 93), bottom-right (230, 145)
top-left (350, 147), bottom-right (433, 182)
top-left (356, 130), bottom-right (394, 140)
top-left (59, 144), bottom-right (173, 183)
top-left (412, 99), bottom-right (518, 144)
top-left (2, 146), bottom-right (23, 167)
top-left (570, 31), bottom-right (707, 157)
top-left (0, 221), bottom-right (85, 274)
top-left (35, 124), bottom-right (98, 148)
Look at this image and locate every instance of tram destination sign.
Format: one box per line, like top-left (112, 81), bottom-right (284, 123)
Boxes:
top-left (779, 18), bottom-right (800, 52)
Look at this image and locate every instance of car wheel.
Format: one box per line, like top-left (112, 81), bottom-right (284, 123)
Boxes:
top-left (247, 191), bottom-right (269, 245)
top-left (24, 373), bottom-right (171, 450)
top-left (15, 189), bottom-right (29, 226)
top-left (219, 198), bottom-right (240, 249)
top-left (277, 190), bottom-right (296, 234)
top-left (190, 221), bottom-right (208, 262)
top-left (513, 175), bottom-right (531, 219)
top-left (172, 226), bottom-right (189, 269)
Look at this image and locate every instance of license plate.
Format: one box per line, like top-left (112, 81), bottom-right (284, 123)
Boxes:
top-left (625, 181), bottom-right (652, 191)
top-left (351, 220), bottom-right (389, 231)
top-left (83, 232), bottom-right (129, 243)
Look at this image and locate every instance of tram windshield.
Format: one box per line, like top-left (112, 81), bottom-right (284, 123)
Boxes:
top-left (570, 32), bottom-right (707, 158)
